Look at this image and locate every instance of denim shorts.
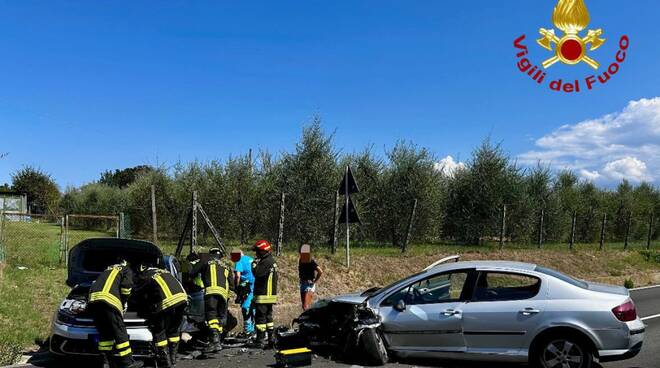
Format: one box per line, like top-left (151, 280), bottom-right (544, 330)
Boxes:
top-left (300, 281), bottom-right (316, 293)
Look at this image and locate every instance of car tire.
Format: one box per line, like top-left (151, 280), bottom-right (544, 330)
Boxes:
top-left (358, 328), bottom-right (388, 366)
top-left (532, 333), bottom-right (594, 368)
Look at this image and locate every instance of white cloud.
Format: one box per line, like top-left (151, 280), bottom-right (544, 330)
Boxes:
top-left (519, 97), bottom-right (660, 184)
top-left (435, 155), bottom-right (466, 177)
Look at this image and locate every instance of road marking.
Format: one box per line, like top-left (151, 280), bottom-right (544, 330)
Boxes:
top-left (631, 284), bottom-right (660, 291)
top-left (641, 313), bottom-right (660, 321)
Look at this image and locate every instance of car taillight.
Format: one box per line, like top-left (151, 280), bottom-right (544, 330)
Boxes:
top-left (612, 300), bottom-right (637, 322)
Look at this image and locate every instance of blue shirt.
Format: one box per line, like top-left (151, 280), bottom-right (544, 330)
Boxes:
top-left (234, 255), bottom-right (255, 283)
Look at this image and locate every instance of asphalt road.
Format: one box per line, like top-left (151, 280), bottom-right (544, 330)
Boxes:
top-left (17, 287), bottom-right (660, 368)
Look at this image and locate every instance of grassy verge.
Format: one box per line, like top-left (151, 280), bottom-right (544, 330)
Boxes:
top-left (0, 225), bottom-right (659, 364)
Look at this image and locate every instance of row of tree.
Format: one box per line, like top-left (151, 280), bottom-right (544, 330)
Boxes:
top-left (5, 119), bottom-right (660, 247)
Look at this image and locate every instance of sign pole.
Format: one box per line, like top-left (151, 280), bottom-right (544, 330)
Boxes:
top-left (345, 166), bottom-right (350, 269)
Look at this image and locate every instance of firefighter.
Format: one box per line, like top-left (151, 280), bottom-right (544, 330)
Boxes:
top-left (230, 248), bottom-right (255, 337)
top-left (189, 247), bottom-right (234, 353)
top-left (251, 239), bottom-right (278, 349)
top-left (134, 261), bottom-right (187, 368)
top-left (88, 259), bottom-right (143, 368)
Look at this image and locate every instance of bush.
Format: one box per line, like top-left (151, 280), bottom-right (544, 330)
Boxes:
top-left (624, 278), bottom-right (635, 289)
top-left (640, 250), bottom-right (660, 263)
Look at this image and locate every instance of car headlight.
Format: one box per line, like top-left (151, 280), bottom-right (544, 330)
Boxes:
top-left (60, 299), bottom-right (87, 315)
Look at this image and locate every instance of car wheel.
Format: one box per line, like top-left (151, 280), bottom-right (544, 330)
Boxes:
top-left (536, 337), bottom-right (594, 368)
top-left (359, 328), bottom-right (388, 366)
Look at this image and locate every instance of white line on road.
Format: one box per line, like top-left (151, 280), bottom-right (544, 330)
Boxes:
top-left (641, 313), bottom-right (660, 321)
top-left (631, 284), bottom-right (660, 291)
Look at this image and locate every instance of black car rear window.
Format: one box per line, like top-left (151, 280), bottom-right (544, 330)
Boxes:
top-left (535, 266), bottom-right (587, 289)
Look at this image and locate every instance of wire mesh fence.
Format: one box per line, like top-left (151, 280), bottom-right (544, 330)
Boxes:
top-left (0, 213), bottom-right (64, 268)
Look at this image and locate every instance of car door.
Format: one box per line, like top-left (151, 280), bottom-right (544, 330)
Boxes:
top-left (461, 270), bottom-right (546, 355)
top-left (379, 269), bottom-right (475, 355)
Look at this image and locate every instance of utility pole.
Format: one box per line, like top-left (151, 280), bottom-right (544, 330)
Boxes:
top-left (276, 192), bottom-right (286, 256)
top-left (599, 213), bottom-right (607, 251)
top-left (332, 190), bottom-right (339, 254)
top-left (648, 214), bottom-right (655, 250)
top-left (499, 205), bottom-right (507, 249)
top-left (191, 191), bottom-right (197, 253)
top-left (569, 211), bottom-right (577, 250)
top-left (151, 185), bottom-right (158, 243)
top-left (402, 199), bottom-right (418, 253)
top-left (345, 166), bottom-right (350, 268)
top-left (538, 208), bottom-right (545, 248)
top-left (624, 211), bottom-right (632, 250)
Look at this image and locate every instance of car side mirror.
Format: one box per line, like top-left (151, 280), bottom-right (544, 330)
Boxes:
top-left (394, 299), bottom-right (406, 312)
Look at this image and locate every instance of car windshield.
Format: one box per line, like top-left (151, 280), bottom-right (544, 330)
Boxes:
top-left (367, 271), bottom-right (425, 299)
top-left (535, 266), bottom-right (588, 289)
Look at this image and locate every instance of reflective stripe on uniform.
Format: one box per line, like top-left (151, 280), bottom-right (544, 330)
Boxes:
top-left (153, 274), bottom-right (187, 310)
top-left (90, 267), bottom-right (124, 311)
top-left (266, 322), bottom-right (274, 328)
top-left (98, 345), bottom-right (113, 351)
top-left (254, 295), bottom-right (277, 303)
top-left (155, 340), bottom-right (168, 347)
top-left (120, 287), bottom-right (131, 295)
top-left (116, 347), bottom-right (132, 357)
top-left (116, 341), bottom-right (130, 350)
top-left (255, 323), bottom-right (267, 332)
top-left (205, 266), bottom-right (229, 298)
top-left (99, 340), bottom-right (114, 346)
top-left (168, 336), bottom-right (181, 343)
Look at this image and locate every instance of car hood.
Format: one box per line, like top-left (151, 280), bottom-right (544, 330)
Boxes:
top-left (584, 281), bottom-right (629, 296)
top-left (331, 292), bottom-right (369, 305)
top-left (67, 238), bottom-right (162, 287)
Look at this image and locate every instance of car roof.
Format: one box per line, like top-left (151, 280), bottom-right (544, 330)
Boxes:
top-left (429, 260), bottom-right (537, 273)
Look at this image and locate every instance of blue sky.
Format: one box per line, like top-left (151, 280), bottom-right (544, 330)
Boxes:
top-left (0, 0), bottom-right (658, 188)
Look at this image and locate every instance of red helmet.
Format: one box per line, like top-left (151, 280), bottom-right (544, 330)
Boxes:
top-left (254, 239), bottom-right (272, 253)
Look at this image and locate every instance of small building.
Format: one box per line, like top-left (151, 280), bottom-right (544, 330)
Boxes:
top-left (0, 191), bottom-right (28, 216)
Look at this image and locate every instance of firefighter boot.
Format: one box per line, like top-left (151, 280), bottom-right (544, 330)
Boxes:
top-left (168, 342), bottom-right (179, 367)
top-left (266, 328), bottom-right (276, 350)
top-left (115, 356), bottom-right (144, 368)
top-left (155, 346), bottom-right (171, 368)
top-left (204, 330), bottom-right (222, 353)
top-left (248, 329), bottom-right (266, 349)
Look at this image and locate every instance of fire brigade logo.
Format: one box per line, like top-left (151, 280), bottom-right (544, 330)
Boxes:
top-left (536, 0), bottom-right (606, 69)
top-left (513, 0), bottom-right (629, 93)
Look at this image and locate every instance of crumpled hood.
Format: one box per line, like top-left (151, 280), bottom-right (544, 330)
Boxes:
top-left (331, 292), bottom-right (369, 305)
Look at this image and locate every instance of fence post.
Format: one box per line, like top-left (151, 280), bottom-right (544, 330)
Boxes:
top-left (624, 211), bottom-right (632, 250)
top-left (64, 214), bottom-right (69, 267)
top-left (499, 205), bottom-right (507, 249)
top-left (538, 208), bottom-right (545, 249)
top-left (59, 216), bottom-right (65, 264)
top-left (276, 192), bottom-right (286, 256)
top-left (0, 211), bottom-right (5, 265)
top-left (570, 211), bottom-right (576, 250)
top-left (648, 214), bottom-right (655, 250)
top-left (402, 199), bottom-right (418, 253)
top-left (118, 212), bottom-right (125, 239)
top-left (599, 213), bottom-right (607, 251)
top-left (332, 190), bottom-right (339, 254)
top-left (191, 192), bottom-right (197, 253)
top-left (151, 185), bottom-right (158, 244)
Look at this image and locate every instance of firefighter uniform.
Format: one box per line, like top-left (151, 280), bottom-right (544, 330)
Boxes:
top-left (88, 262), bottom-right (142, 368)
top-left (190, 250), bottom-right (234, 352)
top-left (252, 242), bottom-right (278, 347)
top-left (134, 267), bottom-right (187, 368)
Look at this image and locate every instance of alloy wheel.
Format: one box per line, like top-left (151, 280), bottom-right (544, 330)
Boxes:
top-left (541, 339), bottom-right (584, 368)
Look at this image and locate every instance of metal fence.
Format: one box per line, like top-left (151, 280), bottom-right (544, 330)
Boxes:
top-left (0, 212), bottom-right (121, 268)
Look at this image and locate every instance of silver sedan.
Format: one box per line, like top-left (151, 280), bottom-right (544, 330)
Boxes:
top-left (305, 258), bottom-right (645, 368)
